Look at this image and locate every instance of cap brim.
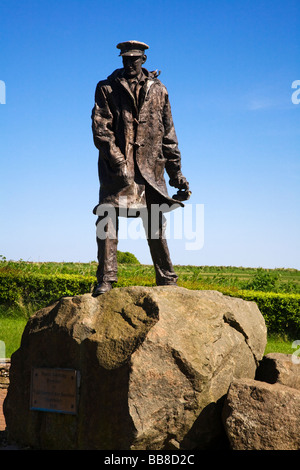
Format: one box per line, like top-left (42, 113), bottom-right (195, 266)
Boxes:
top-left (120, 50), bottom-right (144, 57)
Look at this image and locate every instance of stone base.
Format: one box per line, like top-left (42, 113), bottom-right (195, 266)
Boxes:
top-left (4, 287), bottom-right (267, 450)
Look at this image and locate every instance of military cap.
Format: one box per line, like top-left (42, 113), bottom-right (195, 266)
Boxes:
top-left (116, 40), bottom-right (149, 57)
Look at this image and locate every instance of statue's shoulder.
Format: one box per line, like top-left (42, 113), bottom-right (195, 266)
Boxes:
top-left (150, 77), bottom-right (169, 99)
top-left (95, 69), bottom-right (123, 91)
top-left (146, 70), bottom-right (169, 95)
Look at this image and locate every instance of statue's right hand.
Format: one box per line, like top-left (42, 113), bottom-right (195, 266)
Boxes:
top-left (169, 173), bottom-right (189, 191)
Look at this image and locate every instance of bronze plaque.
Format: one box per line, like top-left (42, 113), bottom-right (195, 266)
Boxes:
top-left (30, 368), bottom-right (79, 415)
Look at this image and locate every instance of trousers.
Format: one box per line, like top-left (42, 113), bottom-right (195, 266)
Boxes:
top-left (95, 207), bottom-right (178, 285)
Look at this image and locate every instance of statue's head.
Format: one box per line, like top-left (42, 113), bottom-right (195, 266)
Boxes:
top-left (116, 40), bottom-right (149, 78)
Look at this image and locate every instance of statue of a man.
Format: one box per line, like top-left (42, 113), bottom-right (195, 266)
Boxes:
top-left (91, 40), bottom-right (190, 296)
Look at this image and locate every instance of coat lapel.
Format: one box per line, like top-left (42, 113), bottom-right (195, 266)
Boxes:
top-left (117, 77), bottom-right (138, 113)
top-left (117, 74), bottom-right (155, 115)
top-left (139, 79), bottom-right (154, 109)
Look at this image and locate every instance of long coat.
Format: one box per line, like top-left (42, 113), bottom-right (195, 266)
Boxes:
top-left (91, 67), bottom-right (184, 213)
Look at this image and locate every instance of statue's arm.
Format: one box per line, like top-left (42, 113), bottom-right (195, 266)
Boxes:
top-left (162, 94), bottom-right (189, 190)
top-left (91, 84), bottom-right (126, 169)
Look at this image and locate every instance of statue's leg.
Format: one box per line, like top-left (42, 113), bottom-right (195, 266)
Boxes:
top-left (95, 214), bottom-right (119, 285)
top-left (142, 209), bottom-right (178, 286)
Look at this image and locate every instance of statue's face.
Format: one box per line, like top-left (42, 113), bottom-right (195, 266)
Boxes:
top-left (122, 55), bottom-right (146, 78)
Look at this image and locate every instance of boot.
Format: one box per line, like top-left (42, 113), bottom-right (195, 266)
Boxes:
top-left (92, 281), bottom-right (113, 297)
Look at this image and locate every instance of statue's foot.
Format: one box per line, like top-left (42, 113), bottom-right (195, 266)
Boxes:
top-left (92, 281), bottom-right (113, 297)
top-left (157, 281), bottom-right (178, 286)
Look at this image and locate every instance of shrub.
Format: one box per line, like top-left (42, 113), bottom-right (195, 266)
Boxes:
top-left (0, 271), bottom-right (96, 310)
top-left (116, 251), bottom-right (140, 264)
top-left (232, 290), bottom-right (300, 337)
top-left (242, 268), bottom-right (279, 292)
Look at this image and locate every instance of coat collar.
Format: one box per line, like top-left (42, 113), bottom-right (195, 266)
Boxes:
top-left (109, 68), bottom-right (156, 87)
top-left (111, 68), bottom-right (156, 111)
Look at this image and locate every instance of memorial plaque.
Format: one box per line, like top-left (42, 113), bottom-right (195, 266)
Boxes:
top-left (30, 368), bottom-right (79, 415)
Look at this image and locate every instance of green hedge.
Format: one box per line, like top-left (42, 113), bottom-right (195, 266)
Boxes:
top-left (233, 290), bottom-right (300, 337)
top-left (0, 271), bottom-right (300, 336)
top-left (0, 271), bottom-right (96, 308)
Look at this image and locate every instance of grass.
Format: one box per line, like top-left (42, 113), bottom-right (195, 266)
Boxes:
top-left (0, 303), bottom-right (33, 359)
top-left (264, 334), bottom-right (296, 355)
top-left (0, 317), bottom-right (27, 358)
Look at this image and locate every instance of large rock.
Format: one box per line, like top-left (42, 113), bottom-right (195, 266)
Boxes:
top-left (4, 287), bottom-right (267, 450)
top-left (223, 378), bottom-right (300, 450)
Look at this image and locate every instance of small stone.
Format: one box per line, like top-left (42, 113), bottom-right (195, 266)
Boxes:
top-left (256, 352), bottom-right (300, 390)
top-left (223, 378), bottom-right (300, 450)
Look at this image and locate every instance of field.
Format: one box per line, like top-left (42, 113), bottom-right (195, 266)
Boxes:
top-left (0, 256), bottom-right (300, 293)
top-left (0, 256), bottom-right (299, 357)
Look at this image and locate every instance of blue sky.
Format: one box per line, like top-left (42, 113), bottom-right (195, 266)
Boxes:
top-left (0, 0), bottom-right (299, 268)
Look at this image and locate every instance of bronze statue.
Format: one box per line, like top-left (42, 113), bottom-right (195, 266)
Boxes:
top-left (91, 40), bottom-right (190, 295)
